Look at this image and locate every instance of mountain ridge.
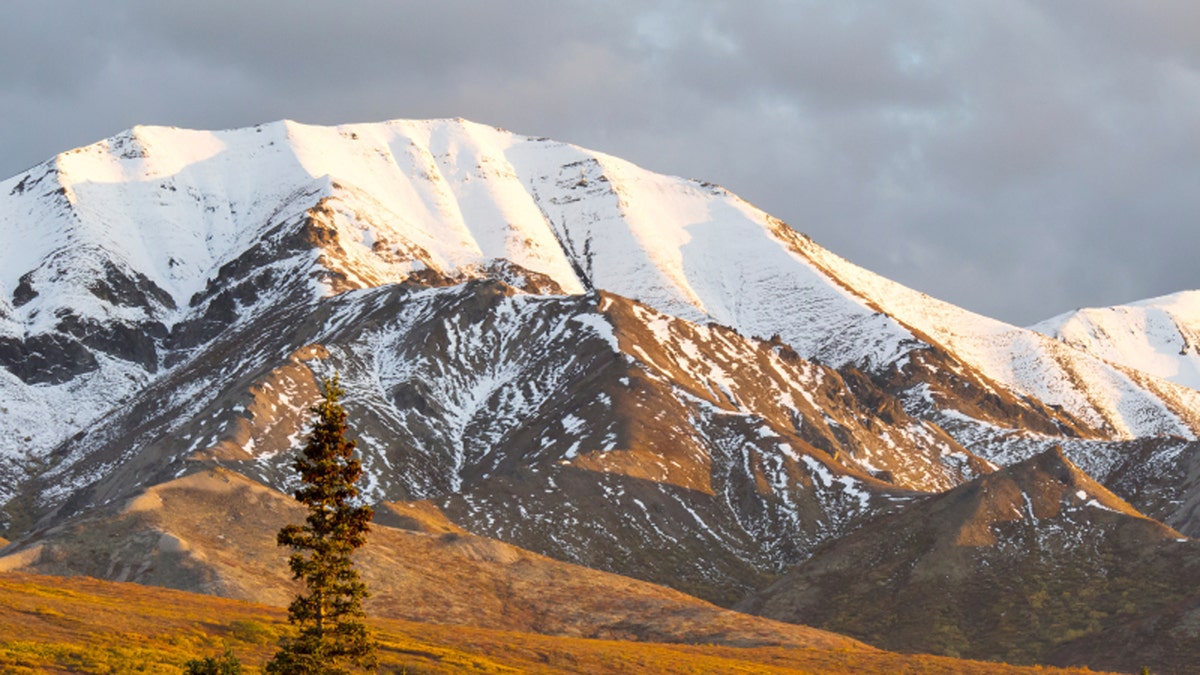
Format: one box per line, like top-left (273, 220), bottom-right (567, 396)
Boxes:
top-left (5, 118), bottom-right (1200, 462)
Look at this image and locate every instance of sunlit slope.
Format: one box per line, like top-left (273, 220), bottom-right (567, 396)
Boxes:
top-left (0, 467), bottom-right (868, 649)
top-left (1033, 290), bottom-right (1200, 390)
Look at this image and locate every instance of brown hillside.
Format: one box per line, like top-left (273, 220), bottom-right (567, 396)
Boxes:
top-left (1, 468), bottom-right (852, 648)
top-left (741, 447), bottom-right (1200, 670)
top-left (0, 571), bottom-right (1114, 674)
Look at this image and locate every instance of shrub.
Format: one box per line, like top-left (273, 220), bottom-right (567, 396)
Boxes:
top-left (183, 648), bottom-right (242, 674)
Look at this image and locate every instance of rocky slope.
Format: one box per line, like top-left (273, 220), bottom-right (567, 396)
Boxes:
top-left (4, 276), bottom-right (956, 604)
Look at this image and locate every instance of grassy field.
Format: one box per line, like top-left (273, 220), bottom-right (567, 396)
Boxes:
top-left (0, 572), bottom-right (1112, 674)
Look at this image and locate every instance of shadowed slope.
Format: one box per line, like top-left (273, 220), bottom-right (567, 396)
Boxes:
top-left (741, 447), bottom-right (1200, 670)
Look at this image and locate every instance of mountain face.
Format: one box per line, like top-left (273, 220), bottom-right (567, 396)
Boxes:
top-left (0, 118), bottom-right (1197, 670)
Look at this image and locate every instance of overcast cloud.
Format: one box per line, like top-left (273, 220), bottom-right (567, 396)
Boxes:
top-left (2, 1), bottom-right (1198, 325)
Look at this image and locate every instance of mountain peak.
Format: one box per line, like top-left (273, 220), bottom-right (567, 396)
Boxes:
top-left (1032, 290), bottom-right (1200, 390)
top-left (1002, 445), bottom-right (1096, 499)
top-left (949, 445), bottom-right (1153, 544)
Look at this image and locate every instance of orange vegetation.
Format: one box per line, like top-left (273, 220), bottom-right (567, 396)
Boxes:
top-left (0, 572), bottom-right (1112, 674)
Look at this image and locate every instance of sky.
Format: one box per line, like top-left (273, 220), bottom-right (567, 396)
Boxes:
top-left (2, 1), bottom-right (1198, 326)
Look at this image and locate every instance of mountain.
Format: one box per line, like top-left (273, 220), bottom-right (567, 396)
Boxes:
top-left (4, 119), bottom-right (1198, 467)
top-left (0, 117), bottom-right (1198, 670)
top-left (0, 119), bottom-right (981, 596)
top-left (740, 447), bottom-right (1200, 669)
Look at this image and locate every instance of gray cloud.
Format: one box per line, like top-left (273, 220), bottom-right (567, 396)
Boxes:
top-left (2, 1), bottom-right (1197, 325)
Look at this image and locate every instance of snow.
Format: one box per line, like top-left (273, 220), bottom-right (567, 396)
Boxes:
top-left (1021, 491), bottom-right (1040, 525)
top-left (782, 229), bottom-right (1200, 439)
top-left (4, 114), bottom-right (1200, 484)
top-left (1085, 498), bottom-right (1119, 513)
top-left (1033, 290), bottom-right (1200, 391)
top-left (8, 123), bottom-right (321, 308)
top-left (568, 313), bottom-right (619, 351)
top-left (800, 455), bottom-right (872, 516)
top-left (561, 414), bottom-right (586, 435)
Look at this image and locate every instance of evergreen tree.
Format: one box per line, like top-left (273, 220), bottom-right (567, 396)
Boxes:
top-left (266, 375), bottom-right (377, 674)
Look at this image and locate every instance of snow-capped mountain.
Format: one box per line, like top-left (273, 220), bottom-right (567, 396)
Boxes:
top-left (5, 119), bottom-right (1199, 466)
top-left (1032, 290), bottom-right (1200, 390)
top-left (1, 117), bottom-right (1198, 671)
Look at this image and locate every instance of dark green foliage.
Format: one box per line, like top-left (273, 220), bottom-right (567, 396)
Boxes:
top-left (266, 375), bottom-right (377, 674)
top-left (183, 649), bottom-right (242, 674)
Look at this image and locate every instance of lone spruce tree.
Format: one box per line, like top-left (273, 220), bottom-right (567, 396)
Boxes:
top-left (266, 375), bottom-right (377, 674)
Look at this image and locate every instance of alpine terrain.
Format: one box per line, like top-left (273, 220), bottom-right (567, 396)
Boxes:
top-left (0, 117), bottom-right (1196, 672)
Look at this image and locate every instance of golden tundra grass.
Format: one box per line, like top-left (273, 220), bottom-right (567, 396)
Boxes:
top-left (0, 572), bottom-right (1109, 674)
